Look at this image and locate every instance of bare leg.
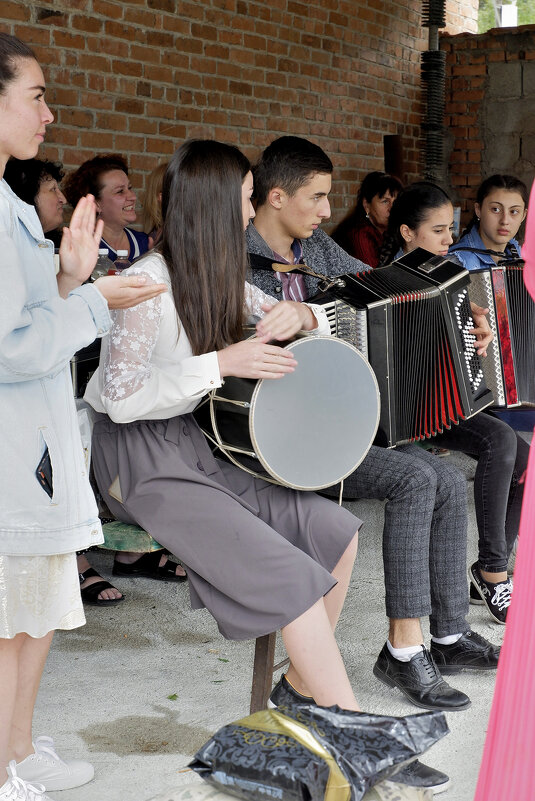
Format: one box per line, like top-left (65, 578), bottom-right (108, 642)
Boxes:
top-left (0, 635), bottom-right (25, 785)
top-left (388, 618), bottom-right (425, 649)
top-left (8, 631), bottom-right (54, 765)
top-left (323, 530), bottom-right (359, 630)
top-left (284, 530), bottom-right (359, 706)
top-left (481, 569), bottom-right (508, 584)
top-left (282, 598), bottom-right (360, 710)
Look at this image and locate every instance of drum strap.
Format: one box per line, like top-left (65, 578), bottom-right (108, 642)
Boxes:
top-left (248, 251), bottom-right (307, 273)
top-left (247, 252), bottom-right (347, 291)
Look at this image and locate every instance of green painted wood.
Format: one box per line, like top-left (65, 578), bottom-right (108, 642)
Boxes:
top-left (101, 520), bottom-right (162, 552)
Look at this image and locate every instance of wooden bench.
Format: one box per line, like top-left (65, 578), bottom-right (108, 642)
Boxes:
top-left (101, 520), bottom-right (285, 713)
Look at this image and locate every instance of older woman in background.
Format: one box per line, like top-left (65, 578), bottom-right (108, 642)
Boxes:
top-left (333, 171), bottom-right (402, 267)
top-left (64, 154), bottom-right (149, 263)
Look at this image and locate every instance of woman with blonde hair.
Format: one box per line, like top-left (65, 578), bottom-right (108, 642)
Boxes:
top-left (142, 161), bottom-right (168, 247)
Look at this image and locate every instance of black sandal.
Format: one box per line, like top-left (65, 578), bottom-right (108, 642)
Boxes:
top-left (79, 568), bottom-right (126, 606)
top-left (112, 550), bottom-right (187, 583)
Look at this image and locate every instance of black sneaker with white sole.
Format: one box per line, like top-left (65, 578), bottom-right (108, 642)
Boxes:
top-left (469, 562), bottom-right (512, 624)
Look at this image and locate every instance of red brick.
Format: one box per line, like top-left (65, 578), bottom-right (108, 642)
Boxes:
top-left (1, 1), bottom-right (31, 21)
top-left (93, 0), bottom-right (124, 19)
top-left (71, 15), bottom-right (104, 34)
top-left (13, 24), bottom-right (51, 45)
top-left (79, 131), bottom-right (115, 150)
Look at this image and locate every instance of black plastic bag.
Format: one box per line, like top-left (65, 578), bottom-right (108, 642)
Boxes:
top-left (190, 703), bottom-right (448, 801)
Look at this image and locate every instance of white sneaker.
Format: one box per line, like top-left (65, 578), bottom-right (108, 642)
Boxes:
top-left (15, 737), bottom-right (94, 792)
top-left (0, 761), bottom-right (55, 800)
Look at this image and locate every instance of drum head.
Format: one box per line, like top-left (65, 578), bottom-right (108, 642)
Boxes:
top-left (249, 336), bottom-right (379, 490)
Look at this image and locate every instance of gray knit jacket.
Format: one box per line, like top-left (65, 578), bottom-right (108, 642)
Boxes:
top-left (245, 223), bottom-right (370, 300)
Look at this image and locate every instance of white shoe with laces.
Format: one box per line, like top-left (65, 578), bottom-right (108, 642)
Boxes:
top-left (15, 737), bottom-right (94, 792)
top-left (0, 761), bottom-right (55, 800)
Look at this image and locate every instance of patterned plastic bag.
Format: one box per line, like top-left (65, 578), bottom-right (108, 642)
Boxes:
top-left (190, 703), bottom-right (447, 801)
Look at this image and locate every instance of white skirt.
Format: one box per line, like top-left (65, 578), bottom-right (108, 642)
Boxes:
top-left (0, 552), bottom-right (85, 639)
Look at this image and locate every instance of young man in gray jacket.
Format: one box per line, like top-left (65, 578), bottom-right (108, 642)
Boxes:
top-left (247, 136), bottom-right (501, 796)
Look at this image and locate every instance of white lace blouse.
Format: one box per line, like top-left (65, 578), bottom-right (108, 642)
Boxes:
top-left (84, 251), bottom-right (331, 424)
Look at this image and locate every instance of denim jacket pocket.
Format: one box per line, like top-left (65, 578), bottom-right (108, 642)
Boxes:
top-left (37, 426), bottom-right (66, 508)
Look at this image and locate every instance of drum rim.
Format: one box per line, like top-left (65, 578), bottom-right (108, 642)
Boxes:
top-left (247, 335), bottom-right (380, 491)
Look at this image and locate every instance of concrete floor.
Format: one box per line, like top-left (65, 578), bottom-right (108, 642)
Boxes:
top-left (35, 448), bottom-right (515, 801)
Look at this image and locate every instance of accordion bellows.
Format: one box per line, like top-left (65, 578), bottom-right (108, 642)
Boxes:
top-left (467, 263), bottom-right (535, 407)
top-left (316, 249), bottom-right (493, 447)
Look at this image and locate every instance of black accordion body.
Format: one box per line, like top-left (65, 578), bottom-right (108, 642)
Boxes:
top-left (314, 248), bottom-right (493, 447)
top-left (467, 261), bottom-right (535, 407)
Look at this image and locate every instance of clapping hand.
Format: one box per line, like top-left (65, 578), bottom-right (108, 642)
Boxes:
top-left (58, 195), bottom-right (103, 293)
top-left (94, 273), bottom-right (167, 309)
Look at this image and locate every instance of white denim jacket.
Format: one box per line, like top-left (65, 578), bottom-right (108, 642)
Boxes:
top-left (0, 179), bottom-right (111, 555)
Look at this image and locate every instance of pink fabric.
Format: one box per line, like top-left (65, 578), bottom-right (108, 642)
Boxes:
top-left (522, 181), bottom-right (535, 300)
top-left (474, 179), bottom-right (535, 800)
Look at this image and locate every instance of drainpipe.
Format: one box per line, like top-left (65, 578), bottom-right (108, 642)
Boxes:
top-left (422, 0), bottom-right (447, 181)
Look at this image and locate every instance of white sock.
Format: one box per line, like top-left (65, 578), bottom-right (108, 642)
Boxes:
top-left (431, 632), bottom-right (464, 645)
top-left (386, 639), bottom-right (424, 662)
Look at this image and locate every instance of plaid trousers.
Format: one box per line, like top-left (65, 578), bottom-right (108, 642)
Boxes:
top-left (325, 443), bottom-right (469, 637)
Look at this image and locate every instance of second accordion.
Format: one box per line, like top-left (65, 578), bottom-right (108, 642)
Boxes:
top-left (314, 248), bottom-right (493, 447)
top-left (467, 260), bottom-right (535, 408)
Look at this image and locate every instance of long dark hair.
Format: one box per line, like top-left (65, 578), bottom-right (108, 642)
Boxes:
top-left (379, 181), bottom-right (451, 266)
top-left (462, 174), bottom-right (529, 237)
top-left (333, 171), bottom-right (402, 250)
top-left (160, 139), bottom-right (250, 356)
top-left (0, 33), bottom-right (35, 96)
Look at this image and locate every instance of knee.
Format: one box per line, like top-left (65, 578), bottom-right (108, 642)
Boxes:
top-left (483, 424), bottom-right (517, 469)
top-left (435, 462), bottom-right (467, 505)
top-left (394, 460), bottom-right (438, 501)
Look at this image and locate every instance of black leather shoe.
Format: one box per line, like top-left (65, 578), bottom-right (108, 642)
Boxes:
top-left (373, 643), bottom-right (471, 711)
top-left (267, 674), bottom-right (313, 709)
top-left (393, 759), bottom-right (450, 795)
top-left (430, 630), bottom-right (500, 674)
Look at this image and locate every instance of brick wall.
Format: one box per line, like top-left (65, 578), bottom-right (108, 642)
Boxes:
top-left (2, 1), bottom-right (476, 225)
top-left (446, 0), bottom-right (478, 35)
top-left (443, 25), bottom-right (535, 227)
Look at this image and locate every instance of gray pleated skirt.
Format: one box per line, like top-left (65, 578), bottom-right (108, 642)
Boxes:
top-left (91, 414), bottom-right (361, 640)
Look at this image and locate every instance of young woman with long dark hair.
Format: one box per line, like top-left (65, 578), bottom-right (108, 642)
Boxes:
top-left (380, 182), bottom-right (529, 626)
top-left (85, 139), bottom-right (363, 712)
top-left (450, 174), bottom-right (528, 269)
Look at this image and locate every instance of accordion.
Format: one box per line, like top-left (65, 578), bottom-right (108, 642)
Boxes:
top-left (467, 261), bottom-right (535, 407)
top-left (314, 248), bottom-right (493, 447)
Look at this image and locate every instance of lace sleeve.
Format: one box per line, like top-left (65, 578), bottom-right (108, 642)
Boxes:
top-left (243, 281), bottom-right (330, 335)
top-left (244, 281), bottom-right (277, 319)
top-left (102, 270), bottom-right (163, 401)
